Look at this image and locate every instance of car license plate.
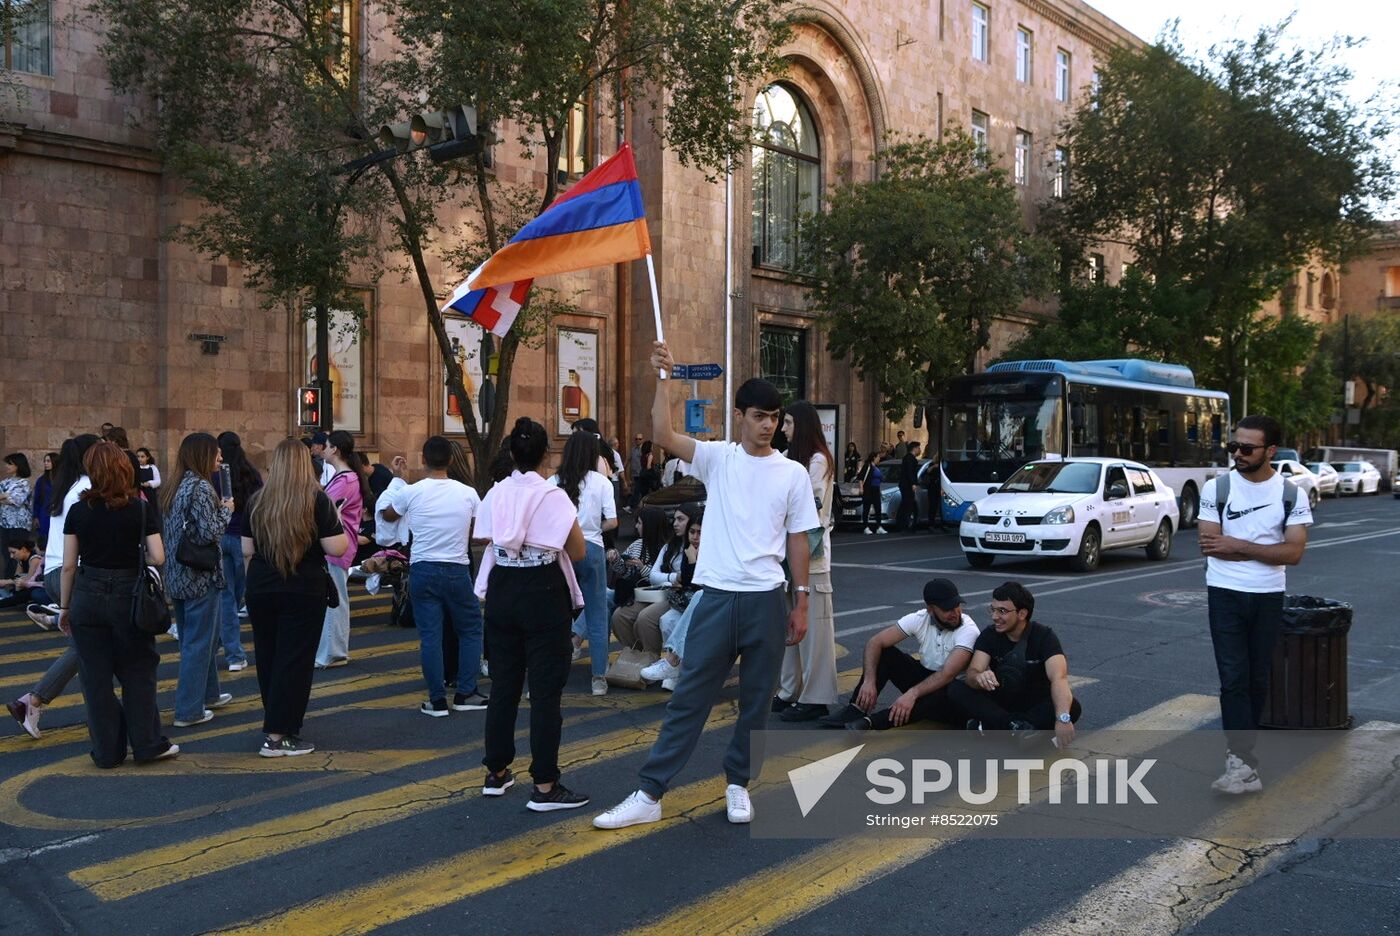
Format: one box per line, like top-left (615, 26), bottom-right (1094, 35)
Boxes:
top-left (984, 532), bottom-right (1026, 544)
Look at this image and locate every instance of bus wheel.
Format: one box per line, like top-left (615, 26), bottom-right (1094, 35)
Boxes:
top-left (1146, 519), bottom-right (1172, 561)
top-left (965, 552), bottom-right (995, 569)
top-left (1070, 525), bottom-right (1101, 573)
top-left (1179, 484), bottom-right (1199, 529)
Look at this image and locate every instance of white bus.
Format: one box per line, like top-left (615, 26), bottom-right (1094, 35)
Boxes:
top-left (937, 359), bottom-right (1231, 527)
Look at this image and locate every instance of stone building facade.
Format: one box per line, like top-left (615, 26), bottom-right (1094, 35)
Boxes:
top-left (1, 0), bottom-right (1142, 472)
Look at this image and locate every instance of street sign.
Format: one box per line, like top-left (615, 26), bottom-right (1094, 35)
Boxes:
top-left (685, 399), bottom-right (713, 435)
top-left (672, 363), bottom-right (723, 381)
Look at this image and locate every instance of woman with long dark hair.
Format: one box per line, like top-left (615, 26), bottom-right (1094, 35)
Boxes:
top-left (607, 505), bottom-right (675, 657)
top-left (859, 449), bottom-right (886, 535)
top-left (553, 429), bottom-right (618, 695)
top-left (244, 439), bottom-right (348, 756)
top-left (31, 452), bottom-right (58, 548)
top-left (216, 432), bottom-right (264, 672)
top-left (163, 432), bottom-right (234, 727)
top-left (59, 441), bottom-right (175, 766)
top-left (315, 430), bottom-right (365, 669)
top-left (0, 453), bottom-right (33, 580)
top-left (775, 400), bottom-right (839, 721)
top-left (844, 442), bottom-right (861, 483)
top-left (477, 417), bottom-right (590, 811)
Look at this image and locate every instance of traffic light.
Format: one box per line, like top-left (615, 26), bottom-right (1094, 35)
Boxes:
top-left (378, 105), bottom-right (492, 166)
top-left (298, 386), bottom-right (322, 428)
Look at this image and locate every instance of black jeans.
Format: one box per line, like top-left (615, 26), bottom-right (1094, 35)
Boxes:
top-left (1207, 586), bottom-right (1284, 767)
top-left (947, 678), bottom-right (1082, 731)
top-left (861, 491), bottom-right (883, 529)
top-left (482, 564), bottom-right (574, 785)
top-left (896, 487), bottom-right (916, 531)
top-left (68, 566), bottom-right (172, 767)
top-left (248, 589), bottom-right (326, 736)
top-left (852, 646), bottom-right (959, 729)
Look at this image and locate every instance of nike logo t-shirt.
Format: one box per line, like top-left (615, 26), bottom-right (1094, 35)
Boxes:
top-left (1199, 472), bottom-right (1313, 593)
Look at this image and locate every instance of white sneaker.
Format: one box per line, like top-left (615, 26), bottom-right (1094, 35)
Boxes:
top-left (864, 528), bottom-right (874, 536)
top-left (237, 605), bottom-right (249, 619)
top-left (480, 660), bottom-right (490, 678)
top-left (26, 604), bottom-right (58, 631)
top-left (173, 709), bottom-right (214, 727)
top-left (876, 527), bottom-right (888, 535)
top-left (1211, 753), bottom-right (1263, 795)
top-left (208, 692), bottom-right (234, 709)
top-left (227, 661), bottom-right (247, 672)
top-left (593, 790), bottom-right (662, 829)
top-left (167, 624), bottom-right (179, 639)
top-left (640, 658), bottom-right (680, 682)
top-left (661, 677), bottom-right (677, 692)
top-left (591, 677), bottom-right (608, 696)
top-left (725, 784), bottom-right (753, 824)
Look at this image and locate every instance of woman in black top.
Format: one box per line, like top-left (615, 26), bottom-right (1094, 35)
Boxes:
top-left (242, 439), bottom-right (348, 757)
top-left (59, 441), bottom-right (176, 767)
top-left (844, 442), bottom-right (861, 483)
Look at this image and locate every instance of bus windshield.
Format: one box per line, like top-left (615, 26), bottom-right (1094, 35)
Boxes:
top-left (943, 394), bottom-right (1062, 483)
top-left (1000, 461), bottom-right (1102, 494)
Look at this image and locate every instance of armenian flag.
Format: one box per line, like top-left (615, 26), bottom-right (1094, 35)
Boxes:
top-left (443, 144), bottom-right (652, 336)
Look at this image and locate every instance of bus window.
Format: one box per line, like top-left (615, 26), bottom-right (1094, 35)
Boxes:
top-left (1131, 407), bottom-right (1147, 461)
top-left (1071, 402), bottom-right (1099, 457)
top-left (1151, 408), bottom-right (1171, 465)
top-left (1186, 407), bottom-right (1199, 444)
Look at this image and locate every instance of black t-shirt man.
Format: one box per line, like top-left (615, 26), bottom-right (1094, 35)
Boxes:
top-left (970, 621), bottom-right (1064, 710)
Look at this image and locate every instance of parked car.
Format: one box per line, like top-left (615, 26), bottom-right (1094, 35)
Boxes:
top-left (1274, 447), bottom-right (1302, 463)
top-left (959, 457), bottom-right (1179, 573)
top-left (1271, 459), bottom-right (1321, 509)
top-left (1304, 461), bottom-right (1340, 498)
top-left (879, 458), bottom-right (934, 529)
top-left (1332, 460), bottom-right (1382, 496)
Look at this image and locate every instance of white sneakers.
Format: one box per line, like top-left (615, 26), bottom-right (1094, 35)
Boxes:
top-left (639, 658), bottom-right (680, 683)
top-left (725, 784), bottom-right (753, 824)
top-left (1211, 753), bottom-right (1263, 795)
top-left (876, 527), bottom-right (889, 535)
top-left (661, 677), bottom-right (677, 692)
top-left (591, 677), bottom-right (609, 697)
top-left (593, 790), bottom-right (661, 829)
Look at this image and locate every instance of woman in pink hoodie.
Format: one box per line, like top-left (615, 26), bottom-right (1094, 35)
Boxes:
top-left (475, 417), bottom-right (589, 812)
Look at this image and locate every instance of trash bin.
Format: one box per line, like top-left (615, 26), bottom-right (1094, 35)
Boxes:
top-left (1260, 596), bottom-right (1352, 729)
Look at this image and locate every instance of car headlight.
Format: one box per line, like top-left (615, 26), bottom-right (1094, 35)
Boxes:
top-left (1042, 505), bottom-right (1075, 525)
top-left (963, 504), bottom-right (979, 524)
top-left (941, 488), bottom-right (963, 508)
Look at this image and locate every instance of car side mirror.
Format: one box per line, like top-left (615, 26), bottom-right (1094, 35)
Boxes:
top-left (987, 486), bottom-right (999, 495)
top-left (1281, 466), bottom-right (1293, 475)
top-left (1107, 481), bottom-right (1129, 500)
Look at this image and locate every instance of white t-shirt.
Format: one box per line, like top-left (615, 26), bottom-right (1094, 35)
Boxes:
top-left (688, 440), bottom-right (821, 591)
top-left (44, 476), bottom-right (92, 574)
top-left (1200, 471), bottom-right (1312, 593)
top-left (662, 458), bottom-right (691, 487)
top-left (318, 459), bottom-right (336, 488)
top-left (550, 470), bottom-right (616, 547)
top-left (386, 477), bottom-right (481, 565)
top-left (897, 610), bottom-right (980, 670)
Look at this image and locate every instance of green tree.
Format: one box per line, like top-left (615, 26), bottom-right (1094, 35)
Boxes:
top-left (1320, 315), bottom-right (1400, 445)
top-left (1038, 20), bottom-right (1394, 413)
top-left (91, 0), bottom-right (788, 485)
top-left (801, 131), bottom-right (1053, 421)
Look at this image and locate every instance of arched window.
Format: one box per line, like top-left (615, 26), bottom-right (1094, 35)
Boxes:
top-left (1320, 272), bottom-right (1336, 310)
top-left (751, 84), bottom-right (820, 270)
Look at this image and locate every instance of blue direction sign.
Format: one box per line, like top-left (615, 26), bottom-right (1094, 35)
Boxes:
top-left (685, 399), bottom-right (713, 434)
top-left (672, 363), bottom-right (724, 381)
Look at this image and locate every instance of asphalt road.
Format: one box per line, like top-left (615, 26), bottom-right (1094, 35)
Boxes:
top-left (1, 493), bottom-right (1397, 935)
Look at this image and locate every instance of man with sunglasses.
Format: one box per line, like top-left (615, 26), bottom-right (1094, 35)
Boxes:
top-left (1198, 414), bottom-right (1311, 795)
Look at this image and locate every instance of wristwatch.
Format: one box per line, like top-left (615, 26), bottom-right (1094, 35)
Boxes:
top-left (794, 585), bottom-right (812, 595)
top-left (1057, 712), bottom-right (1072, 724)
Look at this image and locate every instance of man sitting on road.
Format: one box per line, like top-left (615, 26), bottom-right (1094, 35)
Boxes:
top-left (820, 578), bottom-right (978, 731)
top-left (948, 581), bottom-right (1081, 747)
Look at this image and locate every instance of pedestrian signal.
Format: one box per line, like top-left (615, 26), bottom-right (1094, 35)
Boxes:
top-left (298, 387), bottom-right (321, 428)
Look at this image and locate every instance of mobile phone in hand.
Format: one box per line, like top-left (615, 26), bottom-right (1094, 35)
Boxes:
top-left (220, 464), bottom-right (233, 499)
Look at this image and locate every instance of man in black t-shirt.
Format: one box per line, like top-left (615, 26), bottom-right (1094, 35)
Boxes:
top-left (947, 581), bottom-right (1081, 747)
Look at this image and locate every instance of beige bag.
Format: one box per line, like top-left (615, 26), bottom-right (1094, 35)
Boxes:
top-left (606, 646), bottom-right (660, 689)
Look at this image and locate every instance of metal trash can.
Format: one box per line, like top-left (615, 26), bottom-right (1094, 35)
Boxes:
top-left (1260, 596), bottom-right (1352, 729)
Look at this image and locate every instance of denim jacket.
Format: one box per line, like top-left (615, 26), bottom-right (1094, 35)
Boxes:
top-left (163, 472), bottom-right (232, 600)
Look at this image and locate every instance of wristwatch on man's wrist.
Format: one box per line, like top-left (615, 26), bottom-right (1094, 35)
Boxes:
top-left (794, 585), bottom-right (812, 595)
top-left (1057, 712), bottom-right (1072, 724)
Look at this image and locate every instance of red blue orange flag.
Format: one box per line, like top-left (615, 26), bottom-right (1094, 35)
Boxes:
top-left (443, 144), bottom-right (652, 336)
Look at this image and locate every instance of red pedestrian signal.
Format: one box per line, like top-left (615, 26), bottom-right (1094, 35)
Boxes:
top-left (298, 386), bottom-right (321, 428)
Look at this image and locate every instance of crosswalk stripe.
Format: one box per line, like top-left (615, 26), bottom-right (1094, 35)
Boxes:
top-left (1020, 720), bottom-right (1400, 936)
top-left (0, 596), bottom-right (393, 638)
top-left (621, 693), bottom-right (1220, 936)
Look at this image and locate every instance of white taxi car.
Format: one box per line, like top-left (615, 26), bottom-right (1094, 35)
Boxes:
top-left (959, 457), bottom-right (1180, 573)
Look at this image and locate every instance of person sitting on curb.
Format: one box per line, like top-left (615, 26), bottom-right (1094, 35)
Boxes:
top-left (947, 581), bottom-right (1081, 747)
top-left (820, 578), bottom-right (979, 731)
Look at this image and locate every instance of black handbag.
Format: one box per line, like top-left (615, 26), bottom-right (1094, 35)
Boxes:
top-left (132, 499), bottom-right (172, 636)
top-left (176, 511), bottom-right (221, 572)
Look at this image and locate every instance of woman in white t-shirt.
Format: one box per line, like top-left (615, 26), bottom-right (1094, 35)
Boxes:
top-left (553, 430), bottom-right (618, 694)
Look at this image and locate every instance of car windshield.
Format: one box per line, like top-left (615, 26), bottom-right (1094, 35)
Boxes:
top-left (943, 393), bottom-right (1063, 485)
top-left (1305, 463), bottom-right (1327, 473)
top-left (999, 461), bottom-right (1102, 494)
top-left (1332, 462), bottom-right (1363, 472)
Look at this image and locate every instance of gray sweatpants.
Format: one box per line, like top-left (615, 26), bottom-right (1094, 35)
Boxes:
top-left (638, 586), bottom-right (787, 798)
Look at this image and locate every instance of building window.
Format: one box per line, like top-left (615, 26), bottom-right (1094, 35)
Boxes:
top-left (1053, 146), bottom-right (1069, 197)
top-left (1090, 68), bottom-right (1102, 109)
top-left (1305, 271), bottom-right (1315, 308)
top-left (558, 99), bottom-right (591, 181)
top-left (970, 110), bottom-right (989, 150)
top-left (1386, 266), bottom-right (1400, 298)
top-left (971, 2), bottom-right (989, 62)
top-left (1320, 272), bottom-right (1336, 310)
top-left (1056, 49), bottom-right (1071, 102)
top-left (759, 325), bottom-right (807, 404)
top-left (1088, 253), bottom-right (1105, 284)
top-left (751, 83), bottom-right (820, 271)
top-left (1016, 27), bottom-right (1032, 83)
top-left (2, 0), bottom-right (51, 76)
top-left (1014, 130), bottom-right (1030, 185)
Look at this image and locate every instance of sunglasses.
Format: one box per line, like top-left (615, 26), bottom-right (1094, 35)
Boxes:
top-left (1225, 442), bottom-right (1269, 455)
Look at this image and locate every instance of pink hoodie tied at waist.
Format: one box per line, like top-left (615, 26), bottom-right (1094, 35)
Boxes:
top-left (474, 471), bottom-right (583, 609)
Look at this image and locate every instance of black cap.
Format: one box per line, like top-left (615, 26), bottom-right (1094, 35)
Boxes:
top-left (310, 431), bottom-right (329, 446)
top-left (923, 578), bottom-right (963, 611)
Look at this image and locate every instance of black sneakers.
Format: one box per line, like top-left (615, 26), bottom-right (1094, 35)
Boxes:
top-left (483, 769), bottom-right (515, 796)
top-left (260, 735), bottom-right (315, 757)
top-left (818, 703), bottom-right (865, 728)
top-left (451, 691), bottom-right (489, 712)
top-left (779, 702), bottom-right (829, 723)
top-left (527, 782), bottom-right (591, 812)
top-left (420, 699), bottom-right (450, 717)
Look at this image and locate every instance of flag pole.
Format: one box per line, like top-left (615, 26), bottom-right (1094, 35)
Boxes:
top-left (645, 252), bottom-right (667, 380)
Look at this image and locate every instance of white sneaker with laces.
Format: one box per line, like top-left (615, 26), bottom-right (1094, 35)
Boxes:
top-left (863, 528), bottom-right (874, 536)
top-left (876, 527), bottom-right (889, 535)
top-left (21, 701), bottom-right (42, 739)
top-left (725, 783), bottom-right (753, 824)
top-left (591, 676), bottom-right (608, 696)
top-left (639, 658), bottom-right (680, 682)
top-left (660, 677), bottom-right (677, 692)
top-left (593, 790), bottom-right (662, 829)
top-left (1211, 753), bottom-right (1263, 794)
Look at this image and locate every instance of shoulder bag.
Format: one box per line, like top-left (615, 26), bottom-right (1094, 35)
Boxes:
top-left (132, 499), bottom-right (173, 635)
top-left (176, 482), bottom-right (221, 572)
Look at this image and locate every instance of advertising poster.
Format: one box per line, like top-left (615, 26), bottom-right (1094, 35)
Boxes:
top-left (443, 314), bottom-right (487, 434)
top-left (556, 328), bottom-right (598, 435)
top-left (304, 306), bottom-right (364, 433)
top-left (815, 404), bottom-right (840, 458)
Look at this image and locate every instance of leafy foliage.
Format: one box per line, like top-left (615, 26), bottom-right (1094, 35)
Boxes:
top-left (1319, 314), bottom-right (1400, 445)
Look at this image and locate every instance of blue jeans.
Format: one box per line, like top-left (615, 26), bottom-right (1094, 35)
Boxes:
top-left (219, 532), bottom-right (247, 665)
top-left (571, 542), bottom-right (609, 677)
top-left (409, 561), bottom-right (483, 701)
top-left (173, 589), bottom-right (223, 722)
top-left (1207, 586), bottom-right (1284, 768)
